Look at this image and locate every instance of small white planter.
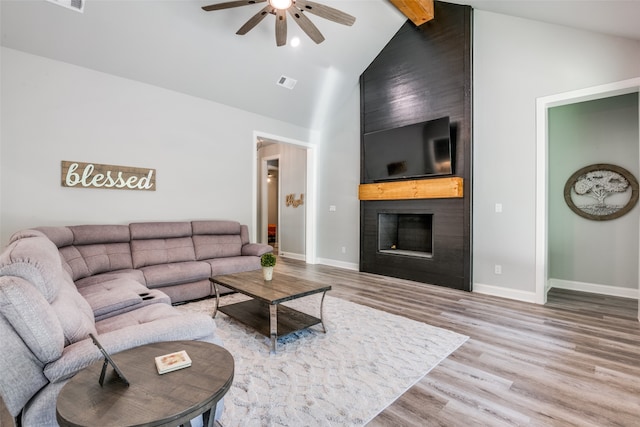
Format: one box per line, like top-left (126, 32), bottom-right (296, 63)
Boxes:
top-left (262, 266), bottom-right (274, 281)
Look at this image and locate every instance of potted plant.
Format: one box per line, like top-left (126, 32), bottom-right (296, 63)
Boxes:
top-left (261, 252), bottom-right (276, 281)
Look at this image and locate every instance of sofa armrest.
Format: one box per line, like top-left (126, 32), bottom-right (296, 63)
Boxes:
top-left (241, 243), bottom-right (273, 257)
top-left (82, 289), bottom-right (143, 318)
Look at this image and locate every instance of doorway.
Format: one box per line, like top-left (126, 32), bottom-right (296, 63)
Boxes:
top-left (535, 77), bottom-right (640, 321)
top-left (256, 155), bottom-right (281, 252)
top-left (253, 132), bottom-right (316, 263)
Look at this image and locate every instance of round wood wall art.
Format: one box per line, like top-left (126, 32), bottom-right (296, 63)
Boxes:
top-left (564, 163), bottom-right (639, 221)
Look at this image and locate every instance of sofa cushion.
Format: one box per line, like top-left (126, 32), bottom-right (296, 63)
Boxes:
top-left (0, 232), bottom-right (64, 303)
top-left (57, 243), bottom-right (133, 281)
top-left (240, 224), bottom-right (250, 245)
top-left (83, 291), bottom-right (141, 318)
top-left (70, 224), bottom-right (131, 245)
top-left (140, 261), bottom-right (211, 288)
top-left (131, 237), bottom-right (196, 268)
top-left (59, 243), bottom-right (133, 280)
top-left (193, 235), bottom-right (242, 259)
top-left (74, 269), bottom-right (146, 289)
top-left (78, 279), bottom-right (149, 319)
top-left (0, 314), bottom-right (51, 417)
top-left (157, 279), bottom-right (215, 304)
top-left (51, 281), bottom-right (97, 347)
top-left (0, 276), bottom-right (64, 363)
top-left (57, 246), bottom-right (91, 281)
top-left (130, 221), bottom-right (192, 240)
top-left (94, 303), bottom-right (217, 341)
top-left (77, 243), bottom-right (133, 274)
top-left (45, 305), bottom-right (218, 384)
top-left (0, 233), bottom-right (97, 346)
top-left (242, 243), bottom-right (273, 257)
top-left (33, 226), bottom-right (74, 248)
top-left (100, 290), bottom-right (171, 321)
top-left (192, 220), bottom-right (241, 235)
top-left (38, 225), bottom-right (134, 281)
top-left (207, 256), bottom-right (261, 276)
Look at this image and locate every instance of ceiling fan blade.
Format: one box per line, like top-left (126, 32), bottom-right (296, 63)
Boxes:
top-left (288, 7), bottom-right (324, 44)
top-left (202, 0), bottom-right (266, 12)
top-left (275, 8), bottom-right (287, 47)
top-left (294, 0), bottom-right (355, 26)
top-left (236, 5), bottom-right (273, 35)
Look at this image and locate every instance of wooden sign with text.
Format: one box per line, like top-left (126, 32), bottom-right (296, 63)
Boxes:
top-left (61, 161), bottom-right (156, 191)
top-left (285, 193), bottom-right (304, 207)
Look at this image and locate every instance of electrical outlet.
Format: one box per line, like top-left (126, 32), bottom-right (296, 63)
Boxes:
top-left (494, 264), bottom-right (502, 275)
top-left (341, 246), bottom-right (346, 254)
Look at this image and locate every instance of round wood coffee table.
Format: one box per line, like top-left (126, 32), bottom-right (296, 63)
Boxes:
top-left (56, 340), bottom-right (234, 427)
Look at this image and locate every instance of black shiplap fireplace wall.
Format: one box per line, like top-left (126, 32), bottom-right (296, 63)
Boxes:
top-left (359, 1), bottom-right (472, 291)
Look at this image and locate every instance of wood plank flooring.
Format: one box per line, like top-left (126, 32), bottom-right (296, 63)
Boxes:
top-left (275, 258), bottom-right (640, 426)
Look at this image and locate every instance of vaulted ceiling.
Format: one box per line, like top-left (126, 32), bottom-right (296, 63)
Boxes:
top-left (2, 0), bottom-right (639, 131)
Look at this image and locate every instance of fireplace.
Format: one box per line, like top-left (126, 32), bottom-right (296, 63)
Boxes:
top-left (378, 213), bottom-right (433, 258)
top-left (360, 198), bottom-right (469, 291)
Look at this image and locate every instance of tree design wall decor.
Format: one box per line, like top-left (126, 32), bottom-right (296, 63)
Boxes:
top-left (564, 164), bottom-right (639, 221)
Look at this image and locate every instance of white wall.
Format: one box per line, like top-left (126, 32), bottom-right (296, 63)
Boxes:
top-left (279, 144), bottom-right (307, 258)
top-left (315, 83), bottom-right (361, 270)
top-left (473, 11), bottom-right (640, 300)
top-left (0, 47), bottom-right (311, 245)
top-left (548, 94), bottom-right (639, 292)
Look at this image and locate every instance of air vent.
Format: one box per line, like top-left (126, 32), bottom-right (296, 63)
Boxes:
top-left (46, 0), bottom-right (85, 13)
top-left (277, 75), bottom-right (297, 90)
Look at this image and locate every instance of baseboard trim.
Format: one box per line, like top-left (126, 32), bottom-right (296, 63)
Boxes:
top-left (473, 283), bottom-right (538, 304)
top-left (278, 252), bottom-right (306, 262)
top-left (316, 258), bottom-right (359, 271)
top-left (548, 278), bottom-right (639, 300)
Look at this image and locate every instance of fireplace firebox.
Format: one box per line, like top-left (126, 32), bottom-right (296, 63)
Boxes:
top-left (378, 213), bottom-right (433, 258)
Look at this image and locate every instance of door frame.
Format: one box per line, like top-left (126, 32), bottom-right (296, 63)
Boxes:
top-left (535, 77), bottom-right (640, 318)
top-left (252, 131), bottom-right (317, 264)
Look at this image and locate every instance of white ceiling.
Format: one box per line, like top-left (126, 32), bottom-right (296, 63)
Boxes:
top-left (2, 0), bottom-right (639, 130)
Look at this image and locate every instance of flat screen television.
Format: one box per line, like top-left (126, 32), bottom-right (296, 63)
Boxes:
top-left (363, 116), bottom-right (453, 182)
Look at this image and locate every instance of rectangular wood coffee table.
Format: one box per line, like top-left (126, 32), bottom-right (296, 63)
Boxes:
top-left (210, 270), bottom-right (331, 354)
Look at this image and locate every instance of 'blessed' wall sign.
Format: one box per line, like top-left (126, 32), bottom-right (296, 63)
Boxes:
top-left (61, 161), bottom-right (156, 191)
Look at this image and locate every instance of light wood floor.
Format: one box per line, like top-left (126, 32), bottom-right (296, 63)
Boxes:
top-left (276, 258), bottom-right (640, 427)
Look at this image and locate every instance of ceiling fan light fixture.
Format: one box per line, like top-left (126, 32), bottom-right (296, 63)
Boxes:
top-left (202, 0), bottom-right (355, 46)
top-left (269, 0), bottom-right (292, 10)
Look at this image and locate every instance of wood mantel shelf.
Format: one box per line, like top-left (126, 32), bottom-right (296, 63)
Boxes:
top-left (358, 177), bottom-right (463, 201)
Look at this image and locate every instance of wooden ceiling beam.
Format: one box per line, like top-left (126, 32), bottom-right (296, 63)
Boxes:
top-left (389, 0), bottom-right (435, 26)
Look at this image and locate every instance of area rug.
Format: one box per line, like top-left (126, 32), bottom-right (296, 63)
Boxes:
top-left (177, 293), bottom-right (468, 426)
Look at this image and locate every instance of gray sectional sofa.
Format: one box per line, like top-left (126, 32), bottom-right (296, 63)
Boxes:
top-left (0, 220), bottom-right (272, 426)
top-left (38, 220), bottom-right (272, 304)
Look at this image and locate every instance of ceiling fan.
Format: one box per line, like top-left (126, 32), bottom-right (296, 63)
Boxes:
top-left (202, 0), bottom-right (356, 47)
